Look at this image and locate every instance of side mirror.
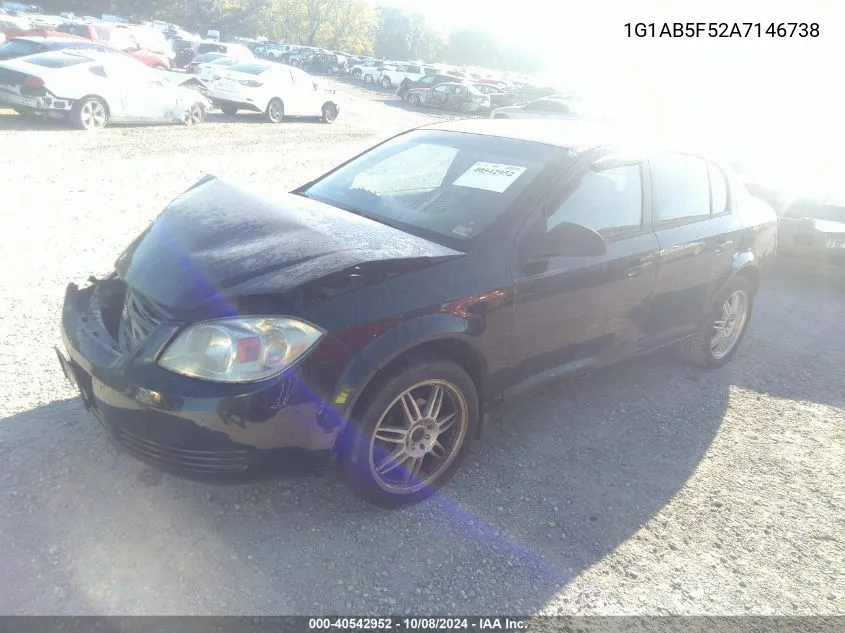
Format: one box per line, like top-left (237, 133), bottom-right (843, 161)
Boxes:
top-left (528, 221), bottom-right (607, 261)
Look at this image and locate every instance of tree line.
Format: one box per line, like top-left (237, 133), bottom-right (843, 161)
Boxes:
top-left (37, 0), bottom-right (542, 71)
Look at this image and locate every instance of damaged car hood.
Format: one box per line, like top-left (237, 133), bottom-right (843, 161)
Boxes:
top-left (115, 177), bottom-right (463, 310)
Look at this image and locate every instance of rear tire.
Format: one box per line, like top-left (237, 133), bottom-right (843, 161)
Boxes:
top-left (380, 76), bottom-right (392, 88)
top-left (265, 98), bottom-right (284, 123)
top-left (364, 73), bottom-right (374, 84)
top-left (184, 102), bottom-right (206, 125)
top-left (220, 104), bottom-right (238, 116)
top-left (352, 68), bottom-right (362, 80)
top-left (408, 94), bottom-right (420, 106)
top-left (343, 359), bottom-right (478, 508)
top-left (676, 276), bottom-right (755, 368)
top-left (70, 96), bottom-right (109, 130)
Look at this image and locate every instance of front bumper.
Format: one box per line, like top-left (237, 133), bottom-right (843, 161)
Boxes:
top-left (58, 281), bottom-right (341, 478)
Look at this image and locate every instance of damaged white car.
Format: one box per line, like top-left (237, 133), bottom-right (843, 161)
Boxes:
top-left (0, 49), bottom-right (211, 129)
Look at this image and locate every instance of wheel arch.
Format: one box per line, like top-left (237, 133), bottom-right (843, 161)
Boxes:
top-left (700, 251), bottom-right (759, 326)
top-left (76, 94), bottom-right (110, 116)
top-left (330, 321), bottom-right (489, 459)
top-left (733, 260), bottom-right (760, 293)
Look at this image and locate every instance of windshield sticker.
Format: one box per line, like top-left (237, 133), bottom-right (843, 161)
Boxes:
top-left (452, 224), bottom-right (475, 237)
top-left (453, 162), bottom-right (528, 193)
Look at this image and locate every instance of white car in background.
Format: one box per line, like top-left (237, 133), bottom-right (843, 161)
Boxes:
top-left (490, 96), bottom-right (592, 120)
top-left (377, 62), bottom-right (429, 89)
top-left (262, 43), bottom-right (295, 59)
top-left (196, 55), bottom-right (239, 84)
top-left (362, 62), bottom-right (394, 85)
top-left (0, 49), bottom-right (211, 129)
top-left (210, 60), bottom-right (339, 123)
top-left (349, 58), bottom-right (379, 80)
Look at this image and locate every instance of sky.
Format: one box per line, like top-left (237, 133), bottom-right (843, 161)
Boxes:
top-left (380, 0), bottom-right (845, 187)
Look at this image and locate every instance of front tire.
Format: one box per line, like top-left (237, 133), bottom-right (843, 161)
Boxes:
top-left (352, 68), bottom-right (362, 80)
top-left (380, 76), bottom-right (392, 88)
top-left (70, 96), bottom-right (108, 130)
top-left (364, 73), bottom-right (374, 84)
top-left (321, 102), bottom-right (338, 124)
top-left (343, 359), bottom-right (478, 507)
top-left (676, 276), bottom-right (755, 368)
top-left (265, 98), bottom-right (284, 123)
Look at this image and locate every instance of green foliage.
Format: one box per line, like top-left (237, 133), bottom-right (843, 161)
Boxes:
top-left (373, 6), bottom-right (443, 61)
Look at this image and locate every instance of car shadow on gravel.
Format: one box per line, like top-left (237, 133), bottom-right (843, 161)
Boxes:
top-left (379, 98), bottom-right (485, 120)
top-left (0, 111), bottom-right (76, 131)
top-left (0, 350), bottom-right (732, 615)
top-left (204, 112), bottom-right (326, 125)
top-left (2, 265), bottom-right (843, 614)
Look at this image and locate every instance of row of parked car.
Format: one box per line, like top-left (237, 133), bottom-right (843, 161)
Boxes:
top-left (0, 10), bottom-right (177, 69)
top-left (0, 31), bottom-right (340, 129)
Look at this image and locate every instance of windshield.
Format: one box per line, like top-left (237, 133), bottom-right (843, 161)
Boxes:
top-left (301, 130), bottom-right (560, 244)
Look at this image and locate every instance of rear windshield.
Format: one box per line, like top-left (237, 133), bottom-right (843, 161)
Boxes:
top-left (197, 43), bottom-right (226, 54)
top-left (24, 53), bottom-right (91, 67)
top-left (228, 62), bottom-right (269, 75)
top-left (0, 39), bottom-right (44, 57)
top-left (194, 53), bottom-right (223, 63)
top-left (56, 23), bottom-right (88, 37)
top-left (785, 203), bottom-right (845, 223)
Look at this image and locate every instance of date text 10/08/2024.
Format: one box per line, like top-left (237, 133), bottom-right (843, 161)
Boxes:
top-left (624, 22), bottom-right (819, 38)
top-left (308, 618), bottom-right (527, 630)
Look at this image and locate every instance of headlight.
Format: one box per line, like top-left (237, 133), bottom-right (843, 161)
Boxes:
top-left (158, 317), bottom-right (324, 382)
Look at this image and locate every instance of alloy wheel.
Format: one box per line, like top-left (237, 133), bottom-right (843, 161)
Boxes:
top-left (80, 100), bottom-right (107, 130)
top-left (711, 289), bottom-right (749, 359)
top-left (323, 103), bottom-right (338, 123)
top-left (368, 380), bottom-right (468, 495)
top-left (185, 103), bottom-right (205, 125)
top-left (267, 99), bottom-right (284, 123)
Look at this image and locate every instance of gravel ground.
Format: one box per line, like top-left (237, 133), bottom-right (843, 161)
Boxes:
top-left (0, 78), bottom-right (843, 616)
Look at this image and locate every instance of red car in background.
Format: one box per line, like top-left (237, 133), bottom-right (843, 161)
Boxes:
top-left (56, 22), bottom-right (172, 70)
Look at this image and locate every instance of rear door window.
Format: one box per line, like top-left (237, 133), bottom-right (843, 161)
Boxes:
top-left (650, 154), bottom-right (712, 224)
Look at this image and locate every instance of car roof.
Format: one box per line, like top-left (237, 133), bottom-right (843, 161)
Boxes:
top-left (20, 48), bottom-right (106, 61)
top-left (421, 118), bottom-right (614, 152)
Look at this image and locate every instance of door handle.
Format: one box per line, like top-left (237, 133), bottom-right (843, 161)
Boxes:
top-left (625, 260), bottom-right (655, 278)
top-left (714, 239), bottom-right (735, 254)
